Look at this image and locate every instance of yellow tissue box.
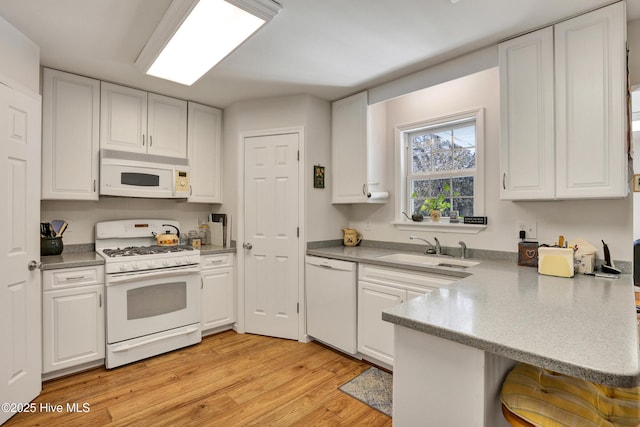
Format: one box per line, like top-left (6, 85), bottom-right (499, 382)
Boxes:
top-left (538, 247), bottom-right (574, 278)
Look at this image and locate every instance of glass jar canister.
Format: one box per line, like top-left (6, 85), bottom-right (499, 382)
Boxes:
top-left (198, 224), bottom-right (211, 245)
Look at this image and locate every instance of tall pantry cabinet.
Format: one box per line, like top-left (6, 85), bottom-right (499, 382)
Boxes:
top-left (499, 2), bottom-right (628, 200)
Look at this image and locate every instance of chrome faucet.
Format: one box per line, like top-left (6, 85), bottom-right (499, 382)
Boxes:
top-left (410, 235), bottom-right (440, 255)
top-left (433, 237), bottom-right (441, 255)
top-left (458, 241), bottom-right (467, 259)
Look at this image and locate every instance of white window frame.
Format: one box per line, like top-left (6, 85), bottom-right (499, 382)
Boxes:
top-left (393, 107), bottom-right (486, 233)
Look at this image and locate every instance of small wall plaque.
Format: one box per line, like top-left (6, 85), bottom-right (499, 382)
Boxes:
top-left (634, 174), bottom-right (640, 192)
top-left (314, 165), bottom-right (325, 189)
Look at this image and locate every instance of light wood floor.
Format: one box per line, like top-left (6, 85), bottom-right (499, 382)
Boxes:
top-left (4, 331), bottom-right (392, 426)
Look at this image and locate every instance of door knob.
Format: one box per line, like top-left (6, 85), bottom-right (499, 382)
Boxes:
top-left (28, 260), bottom-right (43, 271)
top-left (243, 242), bottom-right (253, 250)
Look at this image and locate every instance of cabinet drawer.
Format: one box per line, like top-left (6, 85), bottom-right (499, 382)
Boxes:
top-left (359, 264), bottom-right (455, 291)
top-left (200, 253), bottom-right (233, 270)
top-left (43, 265), bottom-right (105, 290)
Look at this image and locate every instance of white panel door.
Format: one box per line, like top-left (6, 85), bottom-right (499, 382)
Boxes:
top-left (201, 267), bottom-right (235, 331)
top-left (499, 27), bottom-right (555, 200)
top-left (42, 68), bottom-right (100, 200)
top-left (0, 83), bottom-right (42, 424)
top-left (244, 133), bottom-right (299, 340)
top-left (555, 2), bottom-right (627, 198)
top-left (187, 102), bottom-right (222, 203)
top-left (42, 285), bottom-right (104, 373)
top-left (100, 82), bottom-right (147, 153)
top-left (331, 91), bottom-right (368, 203)
top-left (358, 281), bottom-right (405, 367)
top-left (147, 93), bottom-right (187, 158)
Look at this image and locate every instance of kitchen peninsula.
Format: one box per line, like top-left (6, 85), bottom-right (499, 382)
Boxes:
top-left (307, 245), bottom-right (640, 426)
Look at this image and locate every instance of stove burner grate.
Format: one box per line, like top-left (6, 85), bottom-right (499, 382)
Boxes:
top-left (102, 245), bottom-right (195, 257)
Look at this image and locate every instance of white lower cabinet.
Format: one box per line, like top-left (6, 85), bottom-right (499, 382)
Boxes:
top-left (357, 264), bottom-right (456, 368)
top-left (42, 266), bottom-right (105, 376)
top-left (200, 254), bottom-right (235, 333)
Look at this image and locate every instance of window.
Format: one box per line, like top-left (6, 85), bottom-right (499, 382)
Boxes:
top-left (400, 109), bottom-right (483, 220)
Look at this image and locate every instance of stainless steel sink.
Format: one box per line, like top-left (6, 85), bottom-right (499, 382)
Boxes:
top-left (376, 253), bottom-right (479, 268)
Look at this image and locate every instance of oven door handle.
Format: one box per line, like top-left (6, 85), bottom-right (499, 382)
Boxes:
top-left (110, 325), bottom-right (200, 353)
top-left (107, 266), bottom-right (200, 285)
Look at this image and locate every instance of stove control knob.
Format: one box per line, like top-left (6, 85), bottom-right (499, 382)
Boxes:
top-left (182, 257), bottom-right (189, 264)
top-left (131, 262), bottom-right (139, 270)
top-left (162, 259), bottom-right (170, 267)
top-left (148, 260), bottom-right (158, 269)
top-left (119, 264), bottom-right (129, 272)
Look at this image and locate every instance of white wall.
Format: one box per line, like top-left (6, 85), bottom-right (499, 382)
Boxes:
top-left (0, 16), bottom-right (39, 92)
top-left (221, 94), bottom-right (348, 243)
top-left (349, 68), bottom-right (633, 261)
top-left (41, 199), bottom-right (214, 245)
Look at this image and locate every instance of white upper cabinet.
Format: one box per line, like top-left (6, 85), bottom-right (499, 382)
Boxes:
top-left (100, 82), bottom-right (147, 153)
top-left (499, 27), bottom-right (555, 200)
top-left (100, 82), bottom-right (187, 158)
top-left (499, 2), bottom-right (627, 200)
top-left (554, 3), bottom-right (627, 198)
top-left (187, 102), bottom-right (222, 203)
top-left (148, 93), bottom-right (188, 158)
top-left (331, 91), bottom-right (387, 204)
top-left (42, 68), bottom-right (100, 200)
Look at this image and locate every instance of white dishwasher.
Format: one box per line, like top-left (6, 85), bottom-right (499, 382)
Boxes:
top-left (305, 255), bottom-right (357, 355)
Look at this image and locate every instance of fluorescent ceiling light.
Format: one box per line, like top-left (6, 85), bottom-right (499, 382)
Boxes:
top-left (136, 0), bottom-right (281, 86)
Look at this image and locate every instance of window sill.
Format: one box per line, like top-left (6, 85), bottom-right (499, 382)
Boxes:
top-left (391, 220), bottom-right (486, 234)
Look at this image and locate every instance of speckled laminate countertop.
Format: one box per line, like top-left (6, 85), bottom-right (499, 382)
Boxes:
top-left (41, 245), bottom-right (236, 270)
top-left (307, 245), bottom-right (640, 388)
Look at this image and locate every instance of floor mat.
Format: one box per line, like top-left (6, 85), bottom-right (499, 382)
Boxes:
top-left (339, 367), bottom-right (392, 417)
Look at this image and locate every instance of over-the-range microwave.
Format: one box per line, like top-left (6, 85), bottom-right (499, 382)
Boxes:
top-left (100, 149), bottom-right (190, 198)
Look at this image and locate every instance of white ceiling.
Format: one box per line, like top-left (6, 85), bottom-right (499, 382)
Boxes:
top-left (0, 0), bottom-right (638, 108)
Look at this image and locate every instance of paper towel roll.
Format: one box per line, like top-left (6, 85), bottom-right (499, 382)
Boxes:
top-left (367, 191), bottom-right (389, 201)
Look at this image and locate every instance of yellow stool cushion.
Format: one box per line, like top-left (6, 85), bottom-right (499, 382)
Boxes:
top-left (501, 363), bottom-right (640, 427)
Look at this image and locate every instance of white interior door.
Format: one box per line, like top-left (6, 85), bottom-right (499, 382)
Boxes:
top-left (244, 132), bottom-right (299, 340)
top-left (0, 83), bottom-right (42, 424)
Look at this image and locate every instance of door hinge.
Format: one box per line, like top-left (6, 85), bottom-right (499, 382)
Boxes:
top-left (297, 150), bottom-right (300, 161)
top-left (297, 227), bottom-right (299, 237)
top-left (297, 302), bottom-right (299, 313)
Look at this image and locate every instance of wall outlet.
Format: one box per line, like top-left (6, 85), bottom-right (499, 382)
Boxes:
top-left (517, 221), bottom-right (537, 239)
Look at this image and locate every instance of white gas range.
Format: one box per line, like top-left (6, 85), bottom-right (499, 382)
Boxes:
top-left (95, 219), bottom-right (202, 369)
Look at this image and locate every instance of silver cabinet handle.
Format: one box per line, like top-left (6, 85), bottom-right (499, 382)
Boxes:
top-left (502, 173), bottom-right (506, 190)
top-left (28, 260), bottom-right (43, 271)
top-left (150, 135), bottom-right (153, 147)
top-left (362, 184), bottom-right (366, 196)
top-left (93, 179), bottom-right (96, 192)
top-left (243, 242), bottom-right (253, 250)
top-left (142, 134), bottom-right (145, 146)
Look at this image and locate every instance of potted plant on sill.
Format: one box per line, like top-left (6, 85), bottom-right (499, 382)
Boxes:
top-left (411, 183), bottom-right (459, 223)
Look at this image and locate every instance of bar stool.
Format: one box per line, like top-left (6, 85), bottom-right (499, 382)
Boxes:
top-left (501, 363), bottom-right (640, 427)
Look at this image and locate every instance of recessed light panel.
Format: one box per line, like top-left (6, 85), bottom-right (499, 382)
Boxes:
top-left (146, 0), bottom-right (266, 86)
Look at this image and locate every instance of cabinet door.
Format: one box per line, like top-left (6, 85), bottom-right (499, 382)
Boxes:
top-left (555, 2), bottom-right (627, 198)
top-left (201, 267), bottom-right (235, 331)
top-left (187, 102), bottom-right (222, 203)
top-left (358, 281), bottom-right (405, 366)
top-left (42, 285), bottom-right (105, 373)
top-left (332, 91), bottom-right (369, 203)
top-left (42, 69), bottom-right (100, 200)
top-left (100, 82), bottom-right (147, 153)
top-left (148, 93), bottom-right (187, 158)
top-left (498, 27), bottom-right (555, 200)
